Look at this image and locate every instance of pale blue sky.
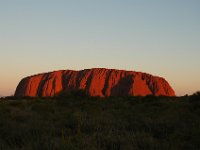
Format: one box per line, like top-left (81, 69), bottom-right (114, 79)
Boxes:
top-left (0, 0), bottom-right (200, 96)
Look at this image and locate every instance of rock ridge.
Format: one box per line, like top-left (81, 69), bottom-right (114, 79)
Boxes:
top-left (15, 68), bottom-right (175, 97)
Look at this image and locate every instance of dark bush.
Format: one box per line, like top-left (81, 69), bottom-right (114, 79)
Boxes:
top-left (3, 96), bottom-right (36, 100)
top-left (190, 91), bottom-right (200, 102)
top-left (56, 89), bottom-right (89, 99)
top-left (1, 94), bottom-right (200, 149)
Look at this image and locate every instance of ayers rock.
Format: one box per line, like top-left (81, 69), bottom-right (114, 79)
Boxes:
top-left (15, 68), bottom-right (175, 97)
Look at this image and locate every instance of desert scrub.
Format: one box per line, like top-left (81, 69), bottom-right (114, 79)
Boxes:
top-left (0, 96), bottom-right (200, 150)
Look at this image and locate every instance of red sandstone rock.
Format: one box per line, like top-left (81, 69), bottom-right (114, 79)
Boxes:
top-left (15, 68), bottom-right (175, 97)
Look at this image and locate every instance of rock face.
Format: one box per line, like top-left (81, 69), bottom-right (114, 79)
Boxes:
top-left (15, 68), bottom-right (175, 97)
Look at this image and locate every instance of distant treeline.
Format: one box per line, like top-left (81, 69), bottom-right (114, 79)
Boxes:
top-left (1, 90), bottom-right (200, 101)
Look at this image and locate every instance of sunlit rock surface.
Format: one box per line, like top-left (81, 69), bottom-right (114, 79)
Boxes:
top-left (15, 68), bottom-right (175, 97)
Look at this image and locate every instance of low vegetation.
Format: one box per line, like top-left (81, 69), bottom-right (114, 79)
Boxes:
top-left (0, 93), bottom-right (200, 150)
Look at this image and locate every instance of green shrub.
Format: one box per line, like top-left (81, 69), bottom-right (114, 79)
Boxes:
top-left (190, 91), bottom-right (200, 102)
top-left (56, 89), bottom-right (89, 99)
top-left (0, 95), bottom-right (200, 149)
